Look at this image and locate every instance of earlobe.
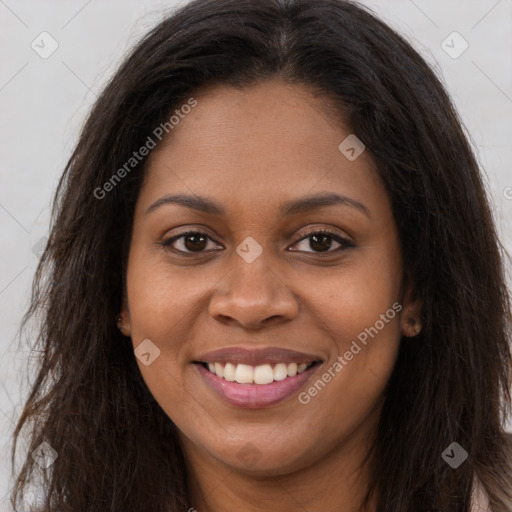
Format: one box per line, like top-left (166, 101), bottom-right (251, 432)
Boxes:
top-left (116, 314), bottom-right (131, 336)
top-left (400, 281), bottom-right (423, 338)
top-left (402, 315), bottom-right (422, 338)
top-left (116, 298), bottom-right (131, 337)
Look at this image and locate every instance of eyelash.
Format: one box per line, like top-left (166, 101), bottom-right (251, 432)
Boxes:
top-left (160, 228), bottom-right (354, 255)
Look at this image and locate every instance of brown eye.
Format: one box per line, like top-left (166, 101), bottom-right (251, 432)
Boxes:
top-left (162, 231), bottom-right (222, 254)
top-left (290, 230), bottom-right (353, 254)
top-left (182, 233), bottom-right (208, 252)
top-left (308, 233), bottom-right (335, 252)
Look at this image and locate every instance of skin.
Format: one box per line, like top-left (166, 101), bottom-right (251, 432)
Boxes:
top-left (119, 79), bottom-right (422, 512)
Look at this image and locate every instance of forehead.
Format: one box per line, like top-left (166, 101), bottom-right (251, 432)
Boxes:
top-left (139, 80), bottom-right (385, 218)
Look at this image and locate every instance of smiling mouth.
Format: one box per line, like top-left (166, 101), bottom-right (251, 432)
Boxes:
top-left (194, 360), bottom-right (321, 385)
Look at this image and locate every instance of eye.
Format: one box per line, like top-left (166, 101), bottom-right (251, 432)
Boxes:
top-left (161, 228), bottom-right (354, 256)
top-left (289, 229), bottom-right (354, 254)
top-left (161, 231), bottom-right (223, 254)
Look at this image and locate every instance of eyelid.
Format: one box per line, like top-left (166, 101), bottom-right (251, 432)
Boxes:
top-left (292, 226), bottom-right (353, 246)
top-left (288, 228), bottom-right (354, 253)
top-left (160, 228), bottom-right (223, 251)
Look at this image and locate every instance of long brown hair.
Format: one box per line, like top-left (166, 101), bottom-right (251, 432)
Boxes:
top-left (10, 0), bottom-right (512, 510)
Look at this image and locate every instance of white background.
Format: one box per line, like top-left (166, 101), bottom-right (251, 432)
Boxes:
top-left (1, 0), bottom-right (511, 508)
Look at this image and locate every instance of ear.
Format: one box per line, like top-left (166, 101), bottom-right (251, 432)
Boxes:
top-left (116, 296), bottom-right (132, 337)
top-left (400, 280), bottom-right (423, 338)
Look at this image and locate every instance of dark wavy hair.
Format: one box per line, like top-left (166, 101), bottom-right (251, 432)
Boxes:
top-left (9, 0), bottom-right (512, 510)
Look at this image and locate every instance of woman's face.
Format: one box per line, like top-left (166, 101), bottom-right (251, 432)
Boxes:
top-left (121, 80), bottom-right (420, 476)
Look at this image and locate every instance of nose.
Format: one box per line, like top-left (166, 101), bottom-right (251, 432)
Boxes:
top-left (208, 252), bottom-right (299, 330)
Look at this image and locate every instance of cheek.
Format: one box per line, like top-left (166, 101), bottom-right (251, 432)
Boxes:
top-left (125, 258), bottom-right (203, 425)
top-left (305, 246), bottom-right (402, 349)
top-left (296, 251), bottom-right (402, 422)
top-left (294, 315), bottom-right (400, 464)
top-left (306, 278), bottom-right (401, 405)
top-left (125, 251), bottom-right (207, 353)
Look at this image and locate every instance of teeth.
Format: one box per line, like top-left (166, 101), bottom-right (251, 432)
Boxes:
top-left (224, 363), bottom-right (236, 381)
top-left (214, 362), bottom-right (224, 378)
top-left (204, 361), bottom-right (315, 384)
top-left (273, 363), bottom-right (288, 381)
top-left (253, 364), bottom-right (274, 385)
top-left (235, 364), bottom-right (253, 384)
top-left (287, 363), bottom-right (297, 377)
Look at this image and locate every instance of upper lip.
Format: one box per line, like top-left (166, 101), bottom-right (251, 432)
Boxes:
top-left (194, 346), bottom-right (324, 366)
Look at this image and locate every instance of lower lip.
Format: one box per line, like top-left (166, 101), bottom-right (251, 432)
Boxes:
top-left (195, 363), bottom-right (320, 408)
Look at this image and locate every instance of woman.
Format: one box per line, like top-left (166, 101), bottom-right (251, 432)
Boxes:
top-left (10, 0), bottom-right (512, 510)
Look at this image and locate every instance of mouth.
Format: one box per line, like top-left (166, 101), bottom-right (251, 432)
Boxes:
top-left (192, 346), bottom-right (324, 408)
top-left (195, 360), bottom-right (320, 385)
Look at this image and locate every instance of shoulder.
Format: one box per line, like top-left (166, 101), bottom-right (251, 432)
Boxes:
top-left (471, 474), bottom-right (492, 512)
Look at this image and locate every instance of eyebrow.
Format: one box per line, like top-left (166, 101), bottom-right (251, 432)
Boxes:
top-left (145, 192), bottom-right (370, 218)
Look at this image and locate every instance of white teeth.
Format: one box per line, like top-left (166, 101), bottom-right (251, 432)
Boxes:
top-left (224, 363), bottom-right (236, 381)
top-left (287, 363), bottom-right (298, 377)
top-left (253, 364), bottom-right (274, 385)
top-left (235, 364), bottom-right (254, 384)
top-left (297, 363), bottom-right (308, 373)
top-left (214, 362), bottom-right (224, 378)
top-left (273, 363), bottom-right (288, 381)
top-left (204, 361), bottom-right (316, 384)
